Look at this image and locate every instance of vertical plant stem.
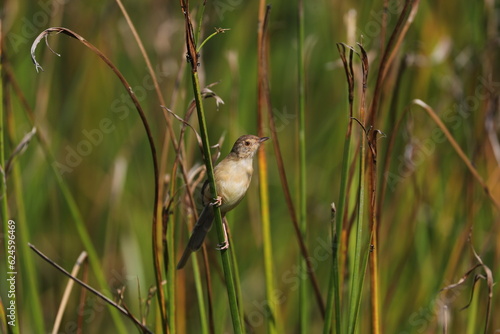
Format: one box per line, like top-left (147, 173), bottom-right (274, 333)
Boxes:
top-left (4, 59), bottom-right (127, 334)
top-left (11, 166), bottom-right (46, 333)
top-left (0, 22), bottom-right (20, 334)
top-left (257, 3), bottom-right (278, 333)
top-left (195, 1), bottom-right (206, 45)
top-left (297, 0), bottom-right (309, 331)
top-left (256, 149), bottom-right (276, 333)
top-left (368, 231), bottom-right (380, 334)
top-left (191, 252), bottom-right (209, 334)
top-left (330, 43), bottom-right (356, 334)
top-left (202, 246), bottom-right (216, 334)
top-left (190, 69), bottom-right (242, 333)
top-left (165, 210), bottom-right (175, 334)
top-left (368, 132), bottom-right (380, 334)
top-left (346, 124), bottom-right (366, 334)
top-left (171, 110), bottom-right (216, 333)
top-left (380, 0), bottom-right (389, 51)
top-left (335, 131), bottom-right (353, 334)
top-left (5, 102), bottom-right (45, 332)
top-left (227, 228), bottom-right (245, 334)
top-left (113, 4), bottom-right (178, 329)
top-left (465, 281), bottom-right (479, 334)
top-left (323, 203), bottom-right (337, 334)
top-left (5, 43), bottom-right (46, 334)
top-left (180, 2), bottom-right (242, 329)
top-left (263, 38), bottom-right (325, 322)
top-left (347, 44), bottom-right (369, 334)
top-left (347, 134), bottom-right (365, 334)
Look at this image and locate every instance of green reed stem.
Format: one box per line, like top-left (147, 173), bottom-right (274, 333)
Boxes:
top-left (191, 251), bottom-right (209, 334)
top-left (346, 133), bottom-right (366, 334)
top-left (0, 41), bottom-right (20, 334)
top-left (297, 0), bottom-right (309, 331)
top-left (323, 204), bottom-right (337, 334)
top-left (257, 2), bottom-right (278, 333)
top-left (10, 146), bottom-right (45, 332)
top-left (189, 69), bottom-right (243, 333)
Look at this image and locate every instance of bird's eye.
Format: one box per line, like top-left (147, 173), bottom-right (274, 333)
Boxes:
top-left (245, 141), bottom-right (251, 146)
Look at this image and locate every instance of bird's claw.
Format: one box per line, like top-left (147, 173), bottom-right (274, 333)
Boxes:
top-left (210, 196), bottom-right (223, 207)
top-left (216, 241), bottom-right (229, 250)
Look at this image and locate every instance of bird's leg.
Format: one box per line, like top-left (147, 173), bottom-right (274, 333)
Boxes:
top-left (216, 217), bottom-right (229, 250)
top-left (210, 195), bottom-right (223, 207)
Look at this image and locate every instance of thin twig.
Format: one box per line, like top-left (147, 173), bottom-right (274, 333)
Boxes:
top-left (412, 99), bottom-right (500, 212)
top-left (29, 244), bottom-right (152, 334)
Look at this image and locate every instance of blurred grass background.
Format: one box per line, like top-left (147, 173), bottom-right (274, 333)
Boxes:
top-left (1, 0), bottom-right (500, 333)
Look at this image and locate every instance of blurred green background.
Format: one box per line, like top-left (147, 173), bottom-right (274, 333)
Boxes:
top-left (1, 0), bottom-right (499, 333)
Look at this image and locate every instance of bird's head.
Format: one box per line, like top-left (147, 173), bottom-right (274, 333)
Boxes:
top-left (231, 135), bottom-right (269, 159)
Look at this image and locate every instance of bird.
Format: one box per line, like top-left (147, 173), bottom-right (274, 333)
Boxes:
top-left (177, 135), bottom-right (269, 269)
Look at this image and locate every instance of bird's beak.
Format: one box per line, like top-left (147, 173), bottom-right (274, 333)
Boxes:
top-left (259, 137), bottom-right (269, 143)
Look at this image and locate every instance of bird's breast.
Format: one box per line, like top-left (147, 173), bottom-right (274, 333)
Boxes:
top-left (213, 158), bottom-right (253, 213)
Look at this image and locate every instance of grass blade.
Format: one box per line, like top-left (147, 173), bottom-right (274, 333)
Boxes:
top-left (347, 43), bottom-right (369, 334)
top-left (326, 43), bottom-right (356, 334)
top-left (297, 0), bottom-right (310, 331)
top-left (0, 30), bottom-right (20, 334)
top-left (323, 203), bottom-right (337, 334)
top-left (257, 3), bottom-right (279, 333)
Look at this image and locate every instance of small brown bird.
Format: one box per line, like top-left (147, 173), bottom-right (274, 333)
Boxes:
top-left (177, 135), bottom-right (269, 269)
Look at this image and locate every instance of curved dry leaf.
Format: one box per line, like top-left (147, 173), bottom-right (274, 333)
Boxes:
top-left (471, 242), bottom-right (493, 333)
top-left (162, 106), bottom-right (203, 151)
top-left (460, 274), bottom-right (486, 311)
top-left (31, 28), bottom-right (78, 72)
top-left (201, 87), bottom-right (225, 109)
top-left (439, 263), bottom-right (482, 293)
top-left (186, 83), bottom-right (225, 115)
top-left (438, 233), bottom-right (493, 334)
top-left (5, 127), bottom-right (37, 176)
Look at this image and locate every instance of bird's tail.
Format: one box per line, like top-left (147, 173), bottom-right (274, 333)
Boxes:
top-left (176, 204), bottom-right (215, 269)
